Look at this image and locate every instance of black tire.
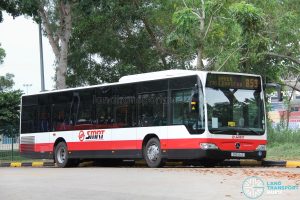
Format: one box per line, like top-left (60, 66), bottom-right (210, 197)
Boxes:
top-left (54, 142), bottom-right (72, 168)
top-left (143, 137), bottom-right (164, 168)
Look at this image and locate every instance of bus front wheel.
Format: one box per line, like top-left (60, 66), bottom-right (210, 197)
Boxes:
top-left (54, 142), bottom-right (72, 168)
top-left (143, 138), bottom-right (165, 168)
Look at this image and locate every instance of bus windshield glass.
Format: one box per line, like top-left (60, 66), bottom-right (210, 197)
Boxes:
top-left (205, 73), bottom-right (265, 135)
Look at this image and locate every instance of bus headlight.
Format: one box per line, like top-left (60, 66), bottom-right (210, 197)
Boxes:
top-left (200, 143), bottom-right (218, 150)
top-left (256, 145), bottom-right (266, 151)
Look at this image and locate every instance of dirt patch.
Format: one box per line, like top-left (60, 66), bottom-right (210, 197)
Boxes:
top-left (158, 167), bottom-right (300, 181)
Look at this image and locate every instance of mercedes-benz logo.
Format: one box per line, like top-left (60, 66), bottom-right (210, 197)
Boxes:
top-left (235, 142), bottom-right (241, 149)
top-left (242, 176), bottom-right (264, 199)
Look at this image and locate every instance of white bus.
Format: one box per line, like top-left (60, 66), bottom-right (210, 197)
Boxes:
top-left (20, 70), bottom-right (267, 167)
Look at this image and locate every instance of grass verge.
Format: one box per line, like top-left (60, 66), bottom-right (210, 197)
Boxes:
top-left (267, 129), bottom-right (300, 160)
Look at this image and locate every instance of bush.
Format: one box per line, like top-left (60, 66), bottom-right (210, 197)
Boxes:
top-left (268, 128), bottom-right (300, 146)
top-left (267, 128), bottom-right (300, 160)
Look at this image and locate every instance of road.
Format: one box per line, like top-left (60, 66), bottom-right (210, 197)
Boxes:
top-left (0, 166), bottom-right (299, 200)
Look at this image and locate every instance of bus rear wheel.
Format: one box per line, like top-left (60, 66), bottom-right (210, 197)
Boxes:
top-left (143, 138), bottom-right (164, 168)
top-left (54, 142), bottom-right (73, 168)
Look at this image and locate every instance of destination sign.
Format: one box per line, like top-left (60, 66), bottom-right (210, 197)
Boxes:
top-left (206, 74), bottom-right (261, 90)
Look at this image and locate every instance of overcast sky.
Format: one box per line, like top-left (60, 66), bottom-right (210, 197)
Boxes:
top-left (0, 12), bottom-right (55, 95)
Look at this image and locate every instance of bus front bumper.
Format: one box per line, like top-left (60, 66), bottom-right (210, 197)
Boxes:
top-left (165, 149), bottom-right (266, 160)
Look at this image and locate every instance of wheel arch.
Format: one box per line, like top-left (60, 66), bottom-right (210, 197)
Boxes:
top-left (53, 137), bottom-right (67, 158)
top-left (142, 133), bottom-right (159, 152)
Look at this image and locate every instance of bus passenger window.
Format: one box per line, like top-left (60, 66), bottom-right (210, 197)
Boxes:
top-left (138, 92), bottom-right (167, 127)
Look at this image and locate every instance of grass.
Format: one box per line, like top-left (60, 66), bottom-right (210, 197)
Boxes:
top-left (267, 128), bottom-right (300, 160)
top-left (0, 150), bottom-right (26, 162)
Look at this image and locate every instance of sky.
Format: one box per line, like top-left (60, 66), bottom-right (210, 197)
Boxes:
top-left (0, 12), bottom-right (55, 95)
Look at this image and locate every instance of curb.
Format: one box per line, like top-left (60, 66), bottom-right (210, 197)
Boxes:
top-left (0, 160), bottom-right (299, 168)
top-left (0, 162), bottom-right (55, 167)
top-left (228, 160), bottom-right (300, 168)
top-left (286, 161), bottom-right (300, 168)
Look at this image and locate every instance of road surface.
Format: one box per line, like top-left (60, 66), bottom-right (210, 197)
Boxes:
top-left (0, 166), bottom-right (299, 200)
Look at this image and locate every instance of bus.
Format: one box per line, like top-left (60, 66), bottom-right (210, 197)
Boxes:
top-left (20, 70), bottom-right (267, 167)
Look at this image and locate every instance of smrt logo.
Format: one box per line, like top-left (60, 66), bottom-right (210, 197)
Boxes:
top-left (78, 130), bottom-right (104, 141)
top-left (78, 131), bottom-right (85, 141)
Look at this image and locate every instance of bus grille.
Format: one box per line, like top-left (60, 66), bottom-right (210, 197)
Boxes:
top-left (20, 136), bottom-right (35, 152)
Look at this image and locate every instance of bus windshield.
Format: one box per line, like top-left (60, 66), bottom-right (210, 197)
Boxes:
top-left (205, 73), bottom-right (265, 135)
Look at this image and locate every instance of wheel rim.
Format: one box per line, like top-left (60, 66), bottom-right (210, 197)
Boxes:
top-left (57, 146), bottom-right (66, 164)
top-left (147, 144), bottom-right (160, 162)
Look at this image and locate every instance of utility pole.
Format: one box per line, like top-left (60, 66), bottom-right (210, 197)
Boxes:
top-left (39, 22), bottom-right (45, 91)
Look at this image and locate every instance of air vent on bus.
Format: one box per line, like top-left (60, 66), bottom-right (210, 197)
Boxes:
top-left (20, 136), bottom-right (35, 152)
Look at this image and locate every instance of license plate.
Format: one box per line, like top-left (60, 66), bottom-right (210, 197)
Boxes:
top-left (231, 152), bottom-right (245, 157)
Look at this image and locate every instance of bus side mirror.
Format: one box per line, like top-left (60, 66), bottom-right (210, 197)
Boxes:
top-left (264, 83), bottom-right (283, 102)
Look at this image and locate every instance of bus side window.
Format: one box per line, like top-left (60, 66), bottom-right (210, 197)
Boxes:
top-left (39, 111), bottom-right (49, 132)
top-left (138, 92), bottom-right (167, 127)
top-left (21, 106), bottom-right (38, 133)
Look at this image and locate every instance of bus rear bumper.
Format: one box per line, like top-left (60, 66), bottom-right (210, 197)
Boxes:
top-left (165, 149), bottom-right (266, 160)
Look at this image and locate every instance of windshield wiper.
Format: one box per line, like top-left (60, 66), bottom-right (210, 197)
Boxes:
top-left (209, 128), bottom-right (263, 135)
top-left (209, 129), bottom-right (234, 134)
top-left (239, 128), bottom-right (263, 135)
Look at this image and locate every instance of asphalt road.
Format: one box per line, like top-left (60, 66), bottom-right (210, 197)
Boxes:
top-left (0, 166), bottom-right (299, 200)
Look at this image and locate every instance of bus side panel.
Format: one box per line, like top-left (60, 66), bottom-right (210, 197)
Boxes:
top-left (20, 133), bottom-right (51, 159)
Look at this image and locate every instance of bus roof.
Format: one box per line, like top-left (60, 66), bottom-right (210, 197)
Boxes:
top-left (22, 70), bottom-right (261, 97)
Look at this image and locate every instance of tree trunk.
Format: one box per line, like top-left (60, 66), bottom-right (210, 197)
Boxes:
top-left (39, 0), bottom-right (72, 89)
top-left (196, 0), bottom-right (205, 70)
top-left (286, 75), bottom-right (299, 129)
top-left (196, 46), bottom-right (204, 70)
top-left (56, 41), bottom-right (68, 89)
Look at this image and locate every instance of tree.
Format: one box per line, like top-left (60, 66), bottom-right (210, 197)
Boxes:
top-left (1, 0), bottom-right (73, 89)
top-left (168, 0), bottom-right (245, 71)
top-left (67, 0), bottom-right (184, 87)
top-left (169, 0), bottom-right (298, 82)
top-left (262, 0), bottom-right (300, 80)
top-left (0, 43), bottom-right (5, 65)
top-left (0, 74), bottom-right (21, 137)
top-left (0, 73), bottom-right (15, 92)
top-left (38, 0), bottom-right (73, 89)
top-left (0, 90), bottom-right (22, 137)
top-left (169, 0), bottom-right (210, 69)
top-left (0, 0), bottom-right (20, 22)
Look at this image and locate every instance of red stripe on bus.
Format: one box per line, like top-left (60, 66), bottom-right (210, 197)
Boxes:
top-left (21, 138), bottom-right (266, 152)
top-left (68, 140), bottom-right (143, 151)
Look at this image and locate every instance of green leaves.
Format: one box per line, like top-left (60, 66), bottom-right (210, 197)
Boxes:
top-left (0, 90), bottom-right (22, 137)
top-left (65, 0), bottom-right (299, 86)
top-left (172, 8), bottom-right (199, 34)
top-left (0, 73), bottom-right (14, 92)
top-left (0, 44), bottom-right (5, 65)
top-left (230, 1), bottom-right (264, 33)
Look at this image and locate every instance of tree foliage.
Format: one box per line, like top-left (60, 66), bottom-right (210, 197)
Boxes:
top-left (0, 74), bottom-right (21, 137)
top-left (67, 0), bottom-right (184, 86)
top-left (0, 0), bottom-right (38, 22)
top-left (0, 43), bottom-right (5, 65)
top-left (1, 0), bottom-right (299, 88)
top-left (1, 0), bottom-right (73, 89)
top-left (0, 90), bottom-right (22, 137)
top-left (0, 73), bottom-right (15, 92)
